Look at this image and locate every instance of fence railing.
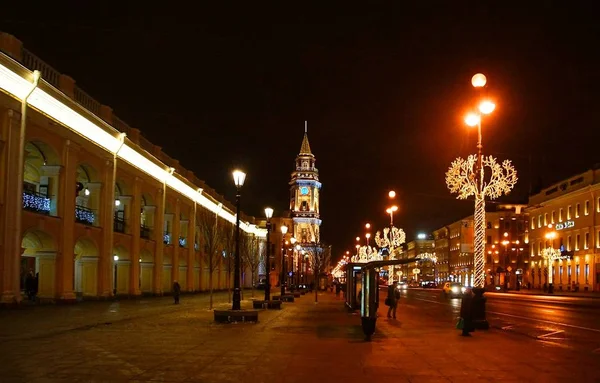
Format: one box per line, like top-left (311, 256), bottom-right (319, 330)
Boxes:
top-left (21, 48), bottom-right (60, 87)
top-left (75, 205), bottom-right (95, 225)
top-left (22, 191), bottom-right (51, 214)
top-left (73, 86), bottom-right (101, 115)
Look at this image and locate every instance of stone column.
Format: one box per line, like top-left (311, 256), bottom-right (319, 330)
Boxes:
top-left (153, 187), bottom-right (165, 295)
top-left (171, 199), bottom-right (181, 285)
top-left (98, 158), bottom-right (115, 298)
top-left (130, 177), bottom-right (142, 296)
top-left (0, 110), bottom-right (22, 305)
top-left (56, 139), bottom-right (79, 302)
top-left (187, 203), bottom-right (196, 292)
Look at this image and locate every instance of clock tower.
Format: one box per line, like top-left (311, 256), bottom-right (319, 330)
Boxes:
top-left (290, 123), bottom-right (322, 244)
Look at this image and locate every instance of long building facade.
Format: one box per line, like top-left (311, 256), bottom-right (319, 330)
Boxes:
top-left (0, 33), bottom-right (267, 305)
top-left (526, 168), bottom-right (600, 292)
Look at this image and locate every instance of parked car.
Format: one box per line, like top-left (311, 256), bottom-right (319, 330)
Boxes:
top-left (442, 282), bottom-right (466, 298)
top-left (397, 281), bottom-right (408, 290)
top-left (422, 281), bottom-right (437, 288)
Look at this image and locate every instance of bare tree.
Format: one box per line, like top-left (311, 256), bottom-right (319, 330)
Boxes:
top-left (241, 234), bottom-right (261, 297)
top-left (221, 222), bottom-right (236, 303)
top-left (198, 207), bottom-right (224, 309)
top-left (305, 243), bottom-right (332, 302)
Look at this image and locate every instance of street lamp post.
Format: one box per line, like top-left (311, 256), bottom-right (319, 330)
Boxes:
top-left (232, 170), bottom-right (246, 310)
top-left (446, 73), bottom-right (518, 330)
top-left (113, 255), bottom-right (119, 296)
top-left (295, 244), bottom-right (302, 288)
top-left (264, 207), bottom-right (273, 301)
top-left (280, 224), bottom-right (288, 296)
top-left (290, 237), bottom-right (297, 290)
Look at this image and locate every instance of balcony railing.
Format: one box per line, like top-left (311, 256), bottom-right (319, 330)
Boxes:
top-left (114, 217), bottom-right (126, 233)
top-left (22, 191), bottom-right (51, 214)
top-left (164, 232), bottom-right (171, 245)
top-left (140, 225), bottom-right (152, 239)
top-left (75, 205), bottom-right (95, 225)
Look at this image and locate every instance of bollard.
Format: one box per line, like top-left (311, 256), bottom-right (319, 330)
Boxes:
top-left (360, 267), bottom-right (379, 341)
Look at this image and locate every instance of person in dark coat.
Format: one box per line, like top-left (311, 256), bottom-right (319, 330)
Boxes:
top-left (25, 271), bottom-right (35, 301)
top-left (460, 287), bottom-right (475, 336)
top-left (387, 282), bottom-right (401, 319)
top-left (173, 281), bottom-right (181, 304)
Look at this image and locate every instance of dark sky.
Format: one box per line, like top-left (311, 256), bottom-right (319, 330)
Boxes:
top-left (3, 3), bottom-right (599, 260)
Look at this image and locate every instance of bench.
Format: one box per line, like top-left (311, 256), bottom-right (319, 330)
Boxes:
top-left (281, 294), bottom-right (295, 302)
top-left (213, 309), bottom-right (259, 323)
top-left (251, 300), bottom-right (283, 309)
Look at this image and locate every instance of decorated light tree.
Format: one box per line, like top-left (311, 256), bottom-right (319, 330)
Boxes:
top-left (446, 155), bottom-right (517, 288)
top-left (375, 226), bottom-right (406, 283)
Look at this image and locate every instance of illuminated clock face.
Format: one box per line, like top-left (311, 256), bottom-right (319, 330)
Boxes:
top-left (300, 187), bottom-right (309, 195)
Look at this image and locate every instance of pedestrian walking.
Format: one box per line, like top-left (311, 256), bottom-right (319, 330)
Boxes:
top-left (386, 281), bottom-right (400, 319)
top-left (172, 281), bottom-right (181, 304)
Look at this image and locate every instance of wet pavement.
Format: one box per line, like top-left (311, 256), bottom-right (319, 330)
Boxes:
top-left (0, 289), bottom-right (599, 382)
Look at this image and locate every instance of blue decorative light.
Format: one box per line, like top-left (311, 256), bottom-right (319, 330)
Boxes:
top-left (178, 236), bottom-right (187, 247)
top-left (164, 233), bottom-right (171, 244)
top-left (22, 191), bottom-right (50, 214)
top-left (194, 243), bottom-right (199, 251)
top-left (75, 205), bottom-right (95, 225)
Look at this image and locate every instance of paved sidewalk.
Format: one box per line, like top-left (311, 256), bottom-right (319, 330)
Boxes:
top-left (0, 290), bottom-right (598, 382)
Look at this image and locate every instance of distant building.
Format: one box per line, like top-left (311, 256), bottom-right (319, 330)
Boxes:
top-left (526, 168), bottom-right (600, 291)
top-left (406, 237), bottom-right (435, 283)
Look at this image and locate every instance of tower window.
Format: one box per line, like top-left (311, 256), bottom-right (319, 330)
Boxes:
top-left (301, 201), bottom-right (308, 211)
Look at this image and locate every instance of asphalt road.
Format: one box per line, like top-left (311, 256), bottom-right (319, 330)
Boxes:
top-left (395, 287), bottom-right (600, 354)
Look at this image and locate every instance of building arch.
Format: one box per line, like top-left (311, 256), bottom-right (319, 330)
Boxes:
top-left (23, 141), bottom-right (61, 216)
top-left (21, 228), bottom-right (57, 300)
top-left (139, 248), bottom-right (154, 293)
top-left (113, 244), bottom-right (131, 295)
top-left (74, 236), bottom-right (99, 297)
top-left (75, 164), bottom-right (100, 226)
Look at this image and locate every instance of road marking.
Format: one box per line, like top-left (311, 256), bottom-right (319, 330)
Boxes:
top-left (411, 296), bottom-right (600, 334)
top-left (537, 330), bottom-right (564, 340)
top-left (488, 311), bottom-right (600, 333)
top-left (414, 298), bottom-right (443, 305)
top-left (538, 340), bottom-right (572, 349)
top-left (502, 325), bottom-right (515, 330)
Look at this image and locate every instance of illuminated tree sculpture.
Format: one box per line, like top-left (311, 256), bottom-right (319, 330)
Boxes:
top-left (375, 227), bottom-right (406, 283)
top-left (542, 247), bottom-right (562, 286)
top-left (446, 154), bottom-right (517, 288)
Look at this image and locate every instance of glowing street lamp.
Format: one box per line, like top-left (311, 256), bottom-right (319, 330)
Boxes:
top-left (471, 73), bottom-right (487, 88)
top-left (365, 233), bottom-right (371, 246)
top-left (264, 207), bottom-right (273, 302)
top-left (280, 224), bottom-right (288, 296)
top-left (231, 170), bottom-right (246, 310)
top-left (386, 205), bottom-right (398, 226)
top-left (446, 73), bottom-right (517, 329)
top-left (365, 223), bottom-right (371, 230)
top-left (388, 190), bottom-right (396, 198)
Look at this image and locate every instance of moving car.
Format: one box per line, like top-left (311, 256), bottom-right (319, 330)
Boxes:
top-left (442, 282), bottom-right (466, 298)
top-left (397, 281), bottom-right (408, 290)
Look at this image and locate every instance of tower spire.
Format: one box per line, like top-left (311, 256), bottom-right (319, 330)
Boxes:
top-left (299, 121), bottom-right (312, 155)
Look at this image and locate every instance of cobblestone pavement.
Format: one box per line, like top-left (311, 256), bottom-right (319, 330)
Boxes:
top-left (0, 290), bottom-right (599, 382)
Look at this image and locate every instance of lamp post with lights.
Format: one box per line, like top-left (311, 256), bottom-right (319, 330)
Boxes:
top-left (446, 73), bottom-right (518, 329)
top-left (280, 224), bottom-right (288, 296)
top-left (231, 170), bottom-right (246, 310)
top-left (113, 255), bottom-right (119, 296)
top-left (264, 207), bottom-right (274, 301)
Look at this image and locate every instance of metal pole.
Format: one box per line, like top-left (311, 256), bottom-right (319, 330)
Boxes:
top-left (265, 222), bottom-right (271, 301)
top-left (280, 240), bottom-right (286, 296)
top-left (232, 189), bottom-right (242, 310)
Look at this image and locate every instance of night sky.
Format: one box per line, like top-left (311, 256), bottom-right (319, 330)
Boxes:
top-left (3, 3), bottom-right (599, 260)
